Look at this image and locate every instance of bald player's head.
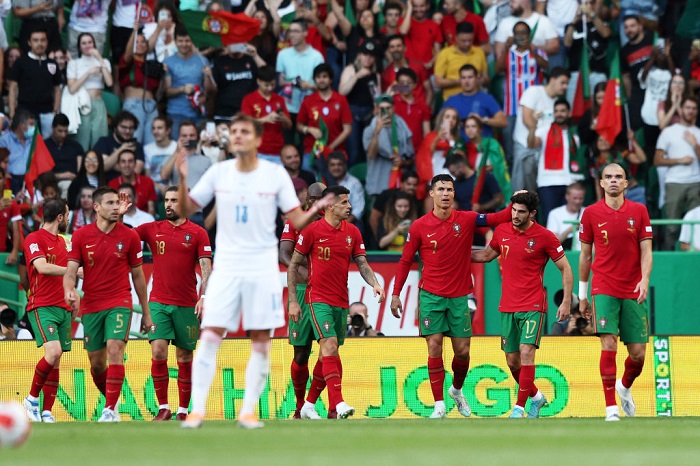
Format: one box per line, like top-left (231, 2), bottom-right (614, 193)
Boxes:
top-left (600, 163), bottom-right (628, 198)
top-left (307, 182), bottom-right (327, 209)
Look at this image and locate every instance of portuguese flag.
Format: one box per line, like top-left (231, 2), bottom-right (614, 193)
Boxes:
top-left (25, 127), bottom-right (54, 198)
top-left (571, 22), bottom-right (591, 120)
top-left (179, 10), bottom-right (261, 47)
top-left (595, 50), bottom-right (624, 145)
top-left (471, 137), bottom-right (511, 208)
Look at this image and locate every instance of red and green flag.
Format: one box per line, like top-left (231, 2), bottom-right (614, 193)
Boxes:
top-left (179, 10), bottom-right (261, 47)
top-left (471, 137), bottom-right (511, 208)
top-left (25, 127), bottom-right (54, 198)
top-left (571, 25), bottom-right (591, 120)
top-left (595, 50), bottom-right (624, 145)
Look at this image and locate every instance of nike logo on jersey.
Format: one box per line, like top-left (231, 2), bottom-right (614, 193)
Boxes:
top-left (156, 234), bottom-right (165, 237)
top-left (86, 244), bottom-right (96, 249)
top-left (47, 246), bottom-right (55, 250)
top-left (598, 222), bottom-right (608, 227)
top-left (501, 238), bottom-right (510, 242)
top-left (427, 232), bottom-right (437, 237)
top-left (319, 238), bottom-right (329, 243)
top-left (113, 329), bottom-right (122, 334)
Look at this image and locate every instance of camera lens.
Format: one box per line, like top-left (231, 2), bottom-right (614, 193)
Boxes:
top-left (0, 308), bottom-right (17, 327)
top-left (351, 314), bottom-right (365, 329)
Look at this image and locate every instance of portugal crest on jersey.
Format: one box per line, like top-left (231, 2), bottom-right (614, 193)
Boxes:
top-left (525, 238), bottom-right (536, 253)
top-left (291, 330), bottom-right (298, 340)
top-left (627, 217), bottom-right (636, 233)
top-left (452, 223), bottom-right (461, 236)
top-left (48, 325), bottom-right (55, 335)
top-left (422, 317), bottom-right (431, 329)
top-left (115, 242), bottom-right (125, 258)
top-left (599, 317), bottom-right (608, 329)
top-left (323, 321), bottom-right (331, 332)
top-left (183, 232), bottom-right (193, 248)
top-left (346, 235), bottom-right (352, 248)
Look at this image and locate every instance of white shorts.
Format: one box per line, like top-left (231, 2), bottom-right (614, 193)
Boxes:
top-left (201, 269), bottom-right (284, 332)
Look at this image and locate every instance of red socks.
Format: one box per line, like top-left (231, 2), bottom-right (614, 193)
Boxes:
top-left (177, 361), bottom-right (192, 410)
top-left (91, 368), bottom-right (107, 396)
top-left (428, 357), bottom-right (445, 402)
top-left (30, 357), bottom-right (53, 398)
top-left (451, 356), bottom-right (470, 390)
top-left (600, 350), bottom-right (617, 406)
top-left (105, 365), bottom-right (125, 410)
top-left (322, 356), bottom-right (343, 409)
top-left (290, 361), bottom-right (309, 410)
top-left (151, 359), bottom-right (169, 406)
top-left (42, 368), bottom-right (59, 412)
top-left (306, 358), bottom-right (326, 404)
top-left (516, 365), bottom-right (535, 408)
top-left (621, 356), bottom-right (644, 389)
top-left (509, 366), bottom-right (539, 397)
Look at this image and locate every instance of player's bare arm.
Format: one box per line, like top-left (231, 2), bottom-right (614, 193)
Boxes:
top-left (554, 255), bottom-right (574, 321)
top-left (286, 194), bottom-right (335, 231)
top-left (470, 247), bottom-right (500, 263)
top-left (287, 251), bottom-right (305, 323)
top-left (280, 240), bottom-right (308, 282)
top-left (63, 260), bottom-right (81, 316)
top-left (355, 256), bottom-right (385, 303)
top-left (117, 191), bottom-right (132, 218)
top-left (578, 241), bottom-right (593, 319)
top-left (635, 239), bottom-right (653, 304)
top-left (176, 149), bottom-right (200, 219)
top-left (132, 265), bottom-right (153, 333)
top-left (32, 257), bottom-right (67, 276)
top-left (195, 257), bottom-right (212, 318)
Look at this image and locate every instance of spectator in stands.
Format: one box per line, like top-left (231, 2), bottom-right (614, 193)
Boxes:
top-left (108, 150), bottom-right (158, 216)
top-left (654, 96), bottom-right (700, 250)
top-left (658, 74), bottom-right (688, 131)
top-left (244, 2), bottom-right (281, 69)
top-left (45, 113), bottom-right (82, 199)
top-left (435, 23), bottom-right (488, 101)
top-left (163, 25), bottom-right (215, 138)
top-left (7, 29), bottom-right (62, 138)
top-left (616, 0), bottom-right (659, 47)
top-left (66, 32), bottom-right (112, 151)
top-left (442, 64), bottom-right (507, 140)
top-left (67, 185), bottom-right (96, 233)
top-left (120, 22), bottom-right (161, 146)
top-left (679, 205), bottom-right (700, 251)
top-left (535, 0), bottom-right (578, 69)
top-left (297, 64), bottom-right (352, 173)
top-left (144, 115), bottom-right (177, 198)
top-left (326, 150), bottom-right (366, 230)
top-left (415, 107), bottom-right (462, 201)
top-left (67, 149), bottom-right (105, 209)
top-left (67, 0), bottom-right (109, 59)
top-left (339, 41), bottom-right (381, 167)
top-left (160, 120), bottom-right (212, 192)
top-left (493, 0), bottom-right (559, 68)
top-left (363, 94), bottom-right (415, 197)
top-left (400, 0), bottom-right (443, 72)
top-left (212, 43), bottom-right (265, 123)
top-left (93, 110), bottom-right (145, 180)
top-left (346, 302), bottom-right (380, 337)
top-left (392, 68), bottom-right (431, 154)
top-left (110, 0), bottom-right (141, 72)
top-left (276, 18), bottom-right (325, 144)
top-left (118, 182), bottom-right (155, 229)
top-left (496, 21), bottom-right (548, 169)
top-left (3, 47), bottom-right (21, 101)
top-left (528, 99), bottom-right (584, 222)
top-left (241, 65), bottom-right (292, 164)
top-left (592, 131), bottom-right (646, 204)
top-left (512, 67), bottom-right (570, 193)
top-left (441, 0), bottom-right (489, 54)
top-left (546, 181), bottom-right (586, 251)
top-left (330, 0), bottom-right (382, 65)
top-left (50, 47), bottom-right (68, 87)
top-left (369, 170), bottom-right (419, 244)
top-left (640, 46), bottom-right (674, 162)
top-left (563, 0), bottom-right (611, 107)
top-left (377, 191), bottom-right (416, 251)
top-left (577, 82), bottom-right (608, 148)
top-left (0, 167), bottom-right (21, 265)
top-left (620, 15), bottom-right (655, 131)
top-left (0, 110), bottom-right (35, 193)
top-left (13, 0), bottom-right (64, 54)
top-left (281, 144), bottom-right (316, 188)
top-left (463, 115), bottom-right (512, 203)
top-left (445, 152), bottom-right (503, 213)
top-left (145, 1), bottom-right (181, 62)
top-left (382, 35), bottom-right (432, 106)
top-left (379, 2), bottom-right (407, 39)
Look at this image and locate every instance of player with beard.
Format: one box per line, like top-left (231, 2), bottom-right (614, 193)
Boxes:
top-left (23, 199), bottom-right (74, 423)
top-left (133, 186), bottom-right (212, 421)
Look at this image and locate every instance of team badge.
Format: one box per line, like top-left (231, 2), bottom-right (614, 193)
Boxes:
top-left (346, 235), bottom-right (352, 248)
top-left (599, 317), bottom-right (608, 329)
top-left (48, 325), bottom-right (55, 335)
top-left (183, 232), bottom-right (193, 248)
top-left (323, 321), bottom-right (331, 332)
top-left (525, 238), bottom-right (536, 253)
top-left (116, 242), bottom-right (124, 252)
top-left (84, 336), bottom-right (90, 344)
top-left (322, 107), bottom-right (329, 116)
top-left (501, 337), bottom-right (507, 349)
top-left (29, 243), bottom-right (39, 254)
top-left (422, 317), bottom-right (431, 329)
top-left (291, 330), bottom-right (298, 340)
top-left (627, 217), bottom-right (637, 233)
top-left (47, 63), bottom-right (56, 75)
top-left (150, 324), bottom-right (157, 334)
top-left (452, 223), bottom-right (461, 236)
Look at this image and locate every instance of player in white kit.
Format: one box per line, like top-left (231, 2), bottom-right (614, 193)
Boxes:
top-left (178, 113), bottom-right (333, 429)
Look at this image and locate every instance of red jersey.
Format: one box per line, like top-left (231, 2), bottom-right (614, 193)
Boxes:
top-left (440, 12), bottom-right (489, 46)
top-left (381, 59), bottom-right (429, 105)
top-left (0, 203), bottom-right (21, 253)
top-left (68, 223), bottom-right (143, 314)
top-left (240, 90), bottom-right (290, 156)
top-left (281, 219), bottom-right (300, 244)
top-left (393, 207), bottom-right (511, 298)
top-left (579, 199), bottom-right (652, 299)
top-left (297, 91), bottom-right (352, 154)
top-left (393, 94), bottom-right (431, 151)
top-left (295, 218), bottom-right (365, 307)
top-left (108, 175), bottom-right (158, 212)
top-left (134, 219), bottom-right (212, 307)
top-left (405, 18), bottom-right (443, 65)
top-left (24, 229), bottom-right (71, 312)
top-left (490, 222), bottom-right (565, 313)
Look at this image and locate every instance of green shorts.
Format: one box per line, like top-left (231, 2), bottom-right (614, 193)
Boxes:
top-left (418, 289), bottom-right (472, 338)
top-left (289, 285), bottom-right (314, 347)
top-left (27, 306), bottom-right (72, 352)
top-left (82, 307), bottom-right (132, 352)
top-left (309, 302), bottom-right (348, 346)
top-left (592, 294), bottom-right (649, 344)
top-left (500, 311), bottom-right (546, 353)
top-left (148, 302), bottom-right (199, 351)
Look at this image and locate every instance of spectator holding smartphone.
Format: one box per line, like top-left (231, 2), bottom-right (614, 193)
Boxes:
top-left (377, 191), bottom-right (416, 251)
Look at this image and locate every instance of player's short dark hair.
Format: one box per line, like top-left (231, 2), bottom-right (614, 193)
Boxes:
top-left (118, 183), bottom-right (136, 198)
top-left (430, 174), bottom-right (454, 189)
top-left (257, 65), bottom-right (275, 82)
top-left (43, 199), bottom-right (68, 223)
top-left (166, 185), bottom-right (178, 194)
top-left (313, 63), bottom-right (334, 80)
top-left (174, 24), bottom-right (190, 39)
top-left (549, 67), bottom-right (570, 80)
top-left (154, 114), bottom-right (173, 130)
top-left (456, 22), bottom-right (474, 35)
top-left (459, 64), bottom-right (477, 76)
top-left (326, 151), bottom-right (347, 165)
top-left (385, 34), bottom-right (405, 46)
top-left (52, 113), bottom-right (70, 128)
top-left (383, 1), bottom-right (402, 16)
top-left (230, 112), bottom-right (263, 137)
top-left (402, 170), bottom-right (418, 182)
top-left (396, 67), bottom-right (417, 84)
top-left (554, 98), bottom-right (570, 110)
top-left (92, 186), bottom-right (118, 204)
top-left (511, 191), bottom-right (539, 212)
top-left (322, 185), bottom-right (350, 198)
top-left (513, 21), bottom-right (531, 34)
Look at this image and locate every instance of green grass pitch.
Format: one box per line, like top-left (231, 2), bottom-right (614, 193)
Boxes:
top-left (2, 418), bottom-right (699, 465)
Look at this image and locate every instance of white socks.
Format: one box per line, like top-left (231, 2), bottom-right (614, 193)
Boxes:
top-left (190, 330), bottom-right (222, 416)
top-left (239, 349), bottom-right (270, 416)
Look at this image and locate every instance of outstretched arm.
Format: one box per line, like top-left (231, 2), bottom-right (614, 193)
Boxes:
top-left (471, 246), bottom-right (500, 263)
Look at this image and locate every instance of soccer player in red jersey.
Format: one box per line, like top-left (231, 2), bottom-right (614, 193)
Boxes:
top-left (63, 187), bottom-right (152, 422)
top-left (391, 174), bottom-right (525, 418)
top-left (288, 185), bottom-right (385, 419)
top-left (472, 191), bottom-right (573, 418)
top-left (578, 163), bottom-right (653, 421)
top-left (134, 186), bottom-right (212, 421)
top-left (23, 199), bottom-right (74, 423)
top-left (279, 182), bottom-right (328, 420)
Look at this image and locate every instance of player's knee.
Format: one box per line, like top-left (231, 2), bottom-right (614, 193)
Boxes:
top-left (200, 329), bottom-right (224, 345)
top-left (176, 349), bottom-right (193, 363)
top-left (293, 347), bottom-right (311, 365)
top-left (251, 340), bottom-right (271, 356)
top-left (44, 347), bottom-right (63, 365)
top-left (151, 342), bottom-right (169, 360)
